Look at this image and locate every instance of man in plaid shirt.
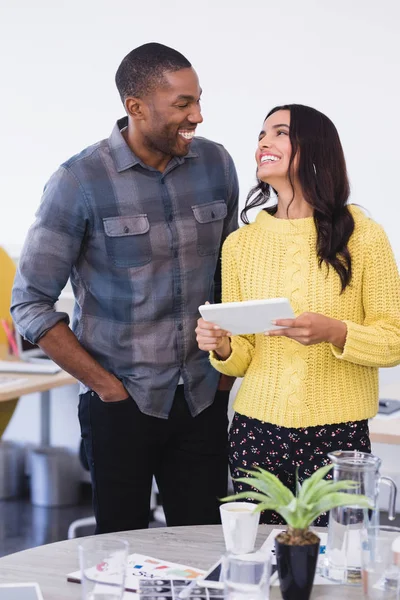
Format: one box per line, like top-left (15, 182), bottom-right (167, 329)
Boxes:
top-left (12, 43), bottom-right (238, 533)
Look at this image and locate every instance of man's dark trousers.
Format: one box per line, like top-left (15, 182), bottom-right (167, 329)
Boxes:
top-left (78, 386), bottom-right (229, 533)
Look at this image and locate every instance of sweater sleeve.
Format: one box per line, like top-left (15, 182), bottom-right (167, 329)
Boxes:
top-left (331, 224), bottom-right (400, 367)
top-left (209, 235), bottom-right (256, 377)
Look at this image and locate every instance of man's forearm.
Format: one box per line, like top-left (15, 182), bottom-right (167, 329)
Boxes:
top-left (38, 322), bottom-right (127, 401)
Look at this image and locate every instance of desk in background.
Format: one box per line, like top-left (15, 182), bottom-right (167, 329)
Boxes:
top-left (368, 382), bottom-right (400, 445)
top-left (0, 344), bottom-right (76, 446)
top-left (369, 416), bottom-right (400, 445)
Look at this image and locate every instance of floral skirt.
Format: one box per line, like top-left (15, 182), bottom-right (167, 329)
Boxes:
top-left (228, 413), bottom-right (371, 526)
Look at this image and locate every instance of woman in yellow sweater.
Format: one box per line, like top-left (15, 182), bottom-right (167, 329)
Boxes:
top-left (196, 104), bottom-right (400, 525)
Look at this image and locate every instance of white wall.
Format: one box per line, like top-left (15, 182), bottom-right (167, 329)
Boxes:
top-left (1, 0), bottom-right (399, 259)
top-left (1, 0), bottom-right (400, 450)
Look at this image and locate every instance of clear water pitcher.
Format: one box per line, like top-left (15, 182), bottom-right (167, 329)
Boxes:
top-left (322, 450), bottom-right (397, 585)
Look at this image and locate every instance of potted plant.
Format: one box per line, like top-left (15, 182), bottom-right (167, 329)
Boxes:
top-left (221, 463), bottom-right (371, 600)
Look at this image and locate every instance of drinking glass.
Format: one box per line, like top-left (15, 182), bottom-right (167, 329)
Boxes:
top-left (79, 537), bottom-right (129, 600)
top-left (222, 551), bottom-right (271, 600)
top-left (361, 526), bottom-right (400, 599)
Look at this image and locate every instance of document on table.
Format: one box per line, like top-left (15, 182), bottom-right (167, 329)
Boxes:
top-left (67, 553), bottom-right (205, 593)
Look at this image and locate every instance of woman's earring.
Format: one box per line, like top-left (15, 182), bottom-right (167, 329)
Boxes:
top-left (313, 163), bottom-right (317, 175)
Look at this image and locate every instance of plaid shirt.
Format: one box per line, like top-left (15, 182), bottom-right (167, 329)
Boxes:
top-left (11, 118), bottom-right (238, 418)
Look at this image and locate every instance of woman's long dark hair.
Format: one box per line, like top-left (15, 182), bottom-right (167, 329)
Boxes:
top-left (241, 104), bottom-right (354, 291)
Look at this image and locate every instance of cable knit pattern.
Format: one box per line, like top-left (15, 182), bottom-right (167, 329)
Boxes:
top-left (281, 234), bottom-right (309, 413)
top-left (210, 205), bottom-right (400, 427)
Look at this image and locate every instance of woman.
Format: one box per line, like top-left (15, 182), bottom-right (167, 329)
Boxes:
top-left (196, 104), bottom-right (400, 525)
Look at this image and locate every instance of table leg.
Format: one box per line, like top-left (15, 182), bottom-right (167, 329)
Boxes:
top-left (40, 390), bottom-right (51, 446)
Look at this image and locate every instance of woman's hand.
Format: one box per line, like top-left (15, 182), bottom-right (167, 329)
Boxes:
top-left (265, 312), bottom-right (347, 348)
top-left (196, 307), bottom-right (232, 360)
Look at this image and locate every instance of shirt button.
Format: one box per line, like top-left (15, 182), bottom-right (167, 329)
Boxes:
top-left (178, 324), bottom-right (183, 331)
top-left (123, 226), bottom-right (130, 233)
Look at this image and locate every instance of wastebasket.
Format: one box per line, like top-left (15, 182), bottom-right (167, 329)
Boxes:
top-left (30, 446), bottom-right (80, 507)
top-left (0, 440), bottom-right (24, 499)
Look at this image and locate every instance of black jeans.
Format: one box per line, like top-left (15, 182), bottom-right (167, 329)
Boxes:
top-left (78, 386), bottom-right (229, 534)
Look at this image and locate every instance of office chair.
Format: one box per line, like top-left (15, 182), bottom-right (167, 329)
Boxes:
top-left (0, 246), bottom-right (19, 438)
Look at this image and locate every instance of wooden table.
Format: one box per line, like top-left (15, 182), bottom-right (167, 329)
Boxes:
top-left (0, 525), bottom-right (363, 600)
top-left (368, 416), bottom-right (400, 445)
top-left (368, 382), bottom-right (400, 445)
top-left (0, 344), bottom-right (76, 445)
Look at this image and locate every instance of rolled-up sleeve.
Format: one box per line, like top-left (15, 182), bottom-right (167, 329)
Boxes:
top-left (11, 166), bottom-right (90, 343)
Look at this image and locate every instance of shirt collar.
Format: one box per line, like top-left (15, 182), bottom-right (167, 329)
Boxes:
top-left (109, 116), bottom-right (199, 173)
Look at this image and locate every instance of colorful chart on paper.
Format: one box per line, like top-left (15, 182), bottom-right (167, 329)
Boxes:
top-left (127, 554), bottom-right (204, 581)
top-left (67, 553), bottom-right (206, 593)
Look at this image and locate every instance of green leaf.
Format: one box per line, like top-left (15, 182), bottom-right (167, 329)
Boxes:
top-left (253, 502), bottom-right (303, 526)
top-left (233, 477), bottom-right (272, 495)
top-left (253, 500), bottom-right (280, 513)
top-left (306, 492), bottom-right (372, 525)
top-left (304, 480), bottom-right (361, 505)
top-left (219, 493), bottom-right (241, 503)
top-left (286, 498), bottom-right (297, 513)
top-left (295, 467), bottom-right (301, 497)
top-left (278, 503), bottom-right (308, 528)
top-left (298, 463), bottom-right (333, 503)
top-left (219, 491), bottom-right (270, 504)
top-left (233, 476), bottom-right (290, 505)
top-left (241, 467), bottom-right (294, 504)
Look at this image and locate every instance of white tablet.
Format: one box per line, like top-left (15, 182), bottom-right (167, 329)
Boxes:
top-left (198, 298), bottom-right (295, 335)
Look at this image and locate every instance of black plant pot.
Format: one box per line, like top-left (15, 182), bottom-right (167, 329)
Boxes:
top-left (274, 537), bottom-right (320, 600)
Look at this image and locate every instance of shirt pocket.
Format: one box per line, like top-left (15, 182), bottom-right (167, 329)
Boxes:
top-left (103, 215), bottom-right (152, 268)
top-left (192, 200), bottom-right (227, 256)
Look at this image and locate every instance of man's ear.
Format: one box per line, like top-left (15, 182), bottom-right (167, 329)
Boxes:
top-left (125, 97), bottom-right (146, 120)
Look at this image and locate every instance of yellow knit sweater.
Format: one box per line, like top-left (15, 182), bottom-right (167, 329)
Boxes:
top-left (210, 206), bottom-right (400, 427)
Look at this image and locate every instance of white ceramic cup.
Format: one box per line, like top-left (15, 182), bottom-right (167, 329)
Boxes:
top-left (220, 502), bottom-right (260, 555)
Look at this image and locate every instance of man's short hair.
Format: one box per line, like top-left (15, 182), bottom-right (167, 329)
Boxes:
top-left (115, 42), bottom-right (192, 103)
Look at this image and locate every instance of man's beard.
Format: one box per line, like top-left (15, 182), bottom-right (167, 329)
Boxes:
top-left (144, 115), bottom-right (191, 157)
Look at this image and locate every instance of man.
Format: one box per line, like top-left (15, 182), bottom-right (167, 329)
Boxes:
top-left (11, 43), bottom-right (238, 533)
